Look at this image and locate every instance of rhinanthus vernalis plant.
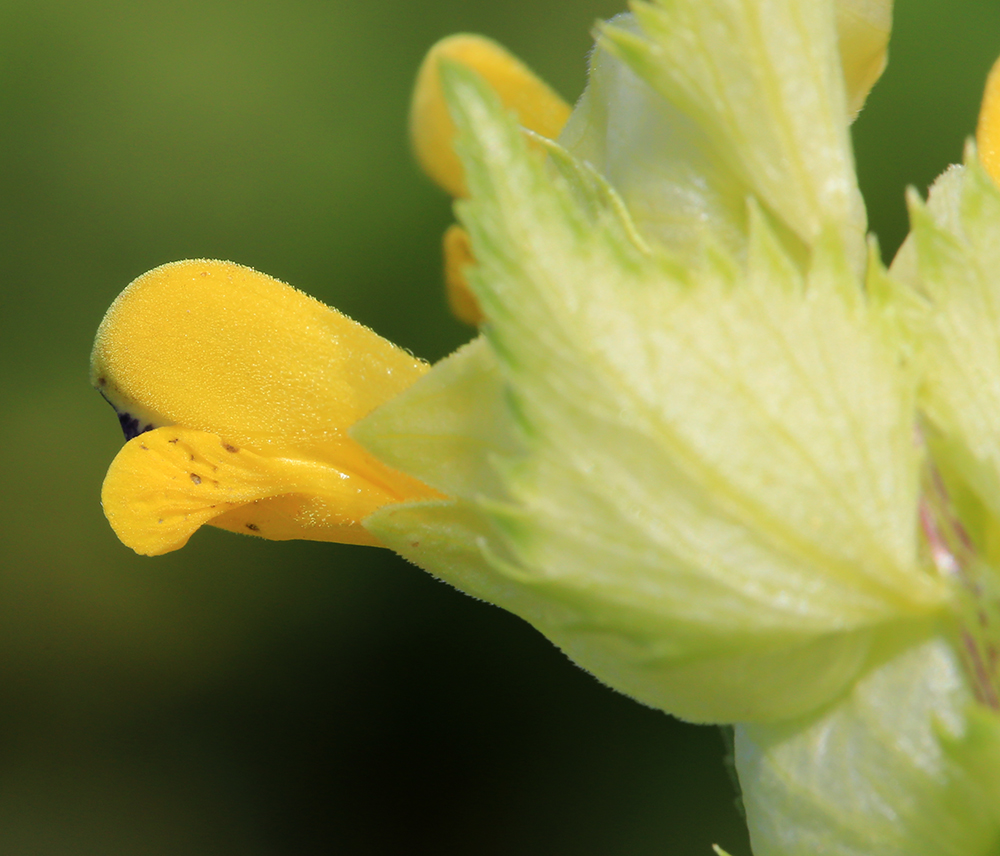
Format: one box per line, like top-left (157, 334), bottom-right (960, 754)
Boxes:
top-left (92, 1), bottom-right (1000, 852)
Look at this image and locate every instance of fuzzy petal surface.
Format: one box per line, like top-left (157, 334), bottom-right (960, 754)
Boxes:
top-left (93, 260), bottom-right (436, 553)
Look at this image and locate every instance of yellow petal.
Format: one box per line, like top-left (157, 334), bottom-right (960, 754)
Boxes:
top-left (92, 260), bottom-right (428, 450)
top-left (92, 259), bottom-right (439, 554)
top-left (443, 224), bottom-right (483, 325)
top-left (410, 34), bottom-right (571, 197)
top-left (102, 426), bottom-right (434, 555)
top-left (977, 53), bottom-right (1000, 186)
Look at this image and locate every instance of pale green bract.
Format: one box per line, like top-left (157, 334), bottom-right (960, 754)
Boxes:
top-left (736, 636), bottom-right (1000, 856)
top-left (896, 156), bottom-right (1000, 537)
top-left (359, 19), bottom-right (945, 725)
top-left (356, 0), bottom-right (1000, 852)
top-left (561, 1), bottom-right (868, 268)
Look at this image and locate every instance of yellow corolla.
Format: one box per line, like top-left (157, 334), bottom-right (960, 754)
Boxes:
top-left (410, 34), bottom-right (571, 198)
top-left (410, 35), bottom-right (572, 324)
top-left (92, 259), bottom-right (438, 556)
top-left (978, 53), bottom-right (1000, 185)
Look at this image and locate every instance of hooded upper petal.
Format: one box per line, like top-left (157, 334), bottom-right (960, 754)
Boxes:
top-left (410, 33), bottom-right (571, 198)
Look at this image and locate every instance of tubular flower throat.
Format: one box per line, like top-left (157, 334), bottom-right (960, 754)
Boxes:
top-left (93, 3), bottom-right (1000, 855)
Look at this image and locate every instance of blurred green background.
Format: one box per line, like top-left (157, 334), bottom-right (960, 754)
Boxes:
top-left (0, 1), bottom-right (996, 853)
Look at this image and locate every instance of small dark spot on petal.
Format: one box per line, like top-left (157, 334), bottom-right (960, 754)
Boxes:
top-left (223, 443), bottom-right (239, 453)
top-left (140, 443), bottom-right (148, 451)
top-left (189, 453), bottom-right (196, 462)
top-left (168, 437), bottom-right (179, 444)
top-left (96, 376), bottom-right (107, 387)
top-left (411, 541), bottom-right (420, 548)
top-left (190, 473), bottom-right (202, 485)
top-left (246, 523), bottom-right (260, 532)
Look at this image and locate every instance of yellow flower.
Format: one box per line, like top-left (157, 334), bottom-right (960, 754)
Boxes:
top-left (91, 259), bottom-right (438, 556)
top-left (410, 34), bottom-right (573, 325)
